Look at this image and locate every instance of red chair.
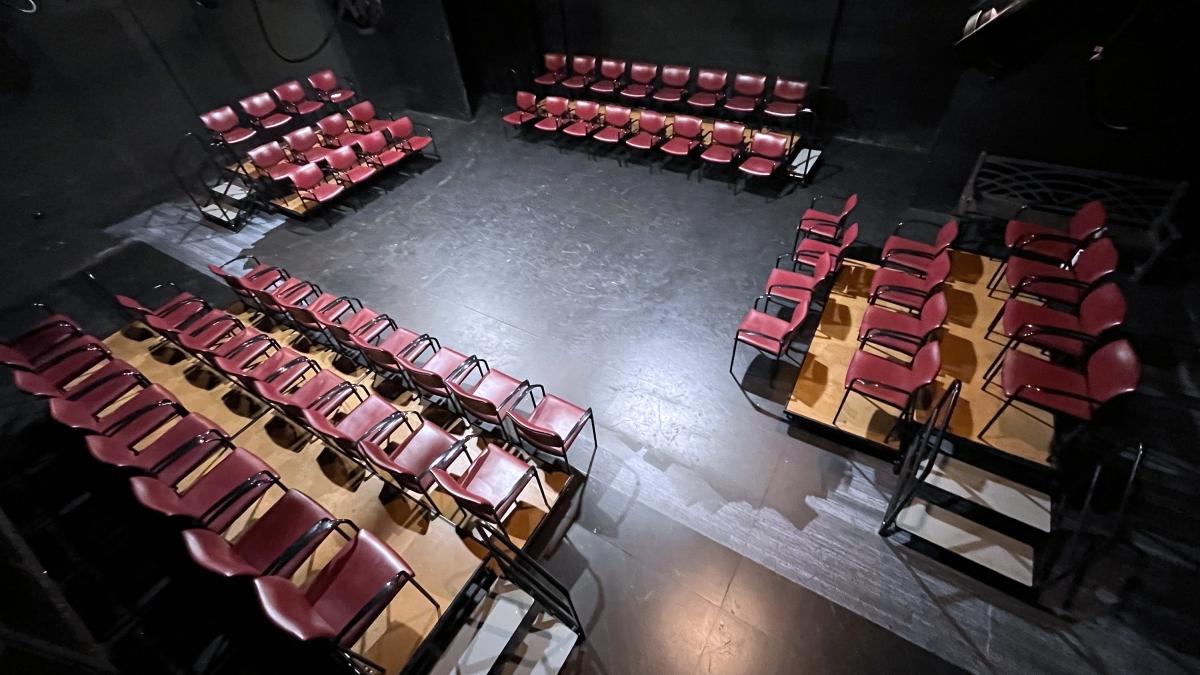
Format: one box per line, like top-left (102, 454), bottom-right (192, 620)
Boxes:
top-left (0, 308), bottom-right (85, 371)
top-left (381, 116), bottom-right (436, 156)
top-left (834, 341), bottom-right (941, 441)
top-left (327, 146), bottom-right (378, 187)
top-left (358, 130), bottom-right (408, 171)
top-left (173, 311), bottom-right (245, 355)
top-left (699, 121), bottom-right (745, 173)
top-left (997, 238), bottom-right (1118, 312)
top-left (290, 164), bottom-right (346, 211)
top-left (356, 418), bottom-right (465, 516)
top-left (562, 100), bottom-right (603, 138)
top-left (351, 317), bottom-right (424, 382)
top-left (562, 55), bottom-right (597, 91)
top-left (200, 106), bottom-right (256, 145)
top-left (652, 65), bottom-right (692, 104)
top-left (533, 52), bottom-right (567, 86)
top-left (796, 193), bottom-right (857, 244)
top-left (129, 446), bottom-right (279, 533)
top-left (880, 219), bottom-right (960, 277)
top-left (345, 100), bottom-right (393, 134)
top-left (979, 339), bottom-right (1139, 442)
top-left (207, 256), bottom-right (288, 309)
top-left (778, 222), bottom-right (859, 272)
top-left (507, 385), bottom-right (598, 477)
top-left (183, 488), bottom-right (336, 579)
top-left (87, 413), bottom-right (227, 480)
top-left (299, 394), bottom-right (411, 468)
top-left (687, 68), bottom-right (728, 111)
top-left (534, 96), bottom-right (571, 132)
top-left (659, 114), bottom-right (706, 157)
top-left (724, 73), bottom-right (768, 113)
top-left (253, 528), bottom-right (440, 673)
top-left (212, 343), bottom-right (313, 393)
top-left (115, 286), bottom-right (210, 336)
top-left (858, 292), bottom-right (949, 357)
top-left (736, 131), bottom-right (790, 184)
top-left (429, 444), bottom-right (549, 534)
top-left (445, 356), bottom-right (527, 438)
top-left (395, 337), bottom-right (472, 409)
top-left (316, 113), bottom-right (364, 149)
top-left (619, 62), bottom-right (658, 102)
top-left (501, 91), bottom-right (540, 127)
top-left (271, 80), bottom-right (324, 116)
top-left (589, 58), bottom-right (627, 96)
top-left (248, 277), bottom-right (320, 323)
top-left (239, 92), bottom-right (292, 130)
top-left (11, 338), bottom-right (112, 398)
top-left (763, 252), bottom-right (834, 310)
top-left (989, 202), bottom-right (1109, 290)
top-left (868, 252), bottom-right (952, 312)
top-left (307, 69), bottom-right (355, 104)
top-left (730, 295), bottom-right (812, 384)
top-left (47, 367), bottom-right (159, 433)
top-left (593, 105), bottom-right (633, 144)
top-left (251, 369), bottom-right (357, 425)
top-left (321, 304), bottom-right (391, 364)
top-left (192, 325), bottom-right (274, 365)
top-left (983, 282), bottom-right (1126, 382)
top-left (764, 78), bottom-right (808, 122)
top-left (248, 142), bottom-right (305, 185)
top-left (625, 110), bottom-right (668, 152)
top-left (282, 127), bottom-right (334, 165)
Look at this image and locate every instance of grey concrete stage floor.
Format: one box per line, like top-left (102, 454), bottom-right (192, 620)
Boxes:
top-left (7, 101), bottom-right (1199, 674)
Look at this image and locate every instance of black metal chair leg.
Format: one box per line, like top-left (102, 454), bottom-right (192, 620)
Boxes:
top-left (978, 396), bottom-right (1015, 441)
top-left (530, 468), bottom-right (552, 508)
top-left (832, 387), bottom-right (852, 427)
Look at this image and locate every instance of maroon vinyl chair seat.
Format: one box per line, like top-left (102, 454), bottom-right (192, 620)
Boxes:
top-left (868, 252), bottom-right (952, 311)
top-left (763, 253), bottom-right (834, 307)
top-left (619, 62), bottom-right (658, 101)
top-left (290, 164), bottom-right (346, 207)
top-left (589, 58), bottom-right (627, 94)
top-left (880, 219), bottom-right (960, 276)
top-left (781, 222), bottom-right (859, 272)
top-left (724, 73), bottom-right (768, 113)
top-left (12, 338), bottom-right (113, 398)
top-left (534, 97), bottom-right (571, 132)
top-left (300, 393), bottom-right (409, 462)
top-left (326, 146), bottom-right (378, 186)
top-left (1005, 200), bottom-right (1107, 262)
top-left (687, 68), bottom-right (728, 110)
top-left (733, 297), bottom-right (810, 356)
top-left (380, 117), bottom-right (433, 154)
top-left (358, 131), bottom-right (409, 168)
top-left (196, 325), bottom-right (274, 362)
top-left (835, 341), bottom-right (941, 440)
top-left (183, 489), bottom-right (336, 578)
top-left (321, 304), bottom-right (390, 354)
top-left (533, 52), bottom-right (567, 86)
top-left (240, 92), bottom-right (292, 130)
top-left (502, 91), bottom-right (540, 126)
top-left (208, 256), bottom-right (288, 304)
top-left (48, 369), bottom-right (165, 433)
top-left (351, 318), bottom-right (424, 378)
top-left (249, 277), bottom-right (319, 318)
top-left (272, 80), bottom-right (324, 116)
top-left (281, 289), bottom-right (350, 334)
top-left (0, 312), bottom-right (85, 370)
top-left (212, 344), bottom-right (312, 392)
top-left (87, 413), bottom-right (226, 481)
top-left (562, 100), bottom-right (603, 137)
top-left (797, 193), bottom-right (858, 242)
top-left (858, 293), bottom-right (949, 357)
top-left (174, 311), bottom-right (245, 353)
top-left (1001, 238), bottom-right (1118, 305)
top-left (507, 386), bottom-right (598, 475)
top-left (308, 69), bottom-right (355, 104)
top-left (980, 340), bottom-right (1139, 441)
top-left (699, 121), bottom-right (745, 164)
top-left (282, 127), bottom-right (334, 165)
top-left (561, 55), bottom-right (597, 90)
top-left (593, 105), bottom-right (633, 143)
top-left (116, 289), bottom-right (210, 335)
top-left (200, 106), bottom-right (256, 145)
top-left (129, 446), bottom-right (279, 532)
top-left (252, 369), bottom-right (357, 421)
top-left (660, 115), bottom-right (705, 156)
top-left (345, 100), bottom-right (392, 134)
top-left (625, 110), bottom-right (668, 150)
top-left (397, 339), bottom-right (471, 402)
top-left (738, 131), bottom-right (789, 176)
top-left (357, 417), bottom-right (462, 496)
top-left (429, 444), bottom-right (543, 527)
top-left (763, 78), bottom-right (808, 119)
top-left (446, 356), bottom-right (527, 430)
top-left (652, 65), bottom-right (692, 103)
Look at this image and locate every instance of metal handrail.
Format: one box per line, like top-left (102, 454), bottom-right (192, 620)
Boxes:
top-left (879, 380), bottom-right (962, 536)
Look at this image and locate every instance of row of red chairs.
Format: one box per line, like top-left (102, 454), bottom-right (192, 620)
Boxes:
top-left (978, 201), bottom-right (1138, 441)
top-left (200, 68), bottom-right (357, 147)
top-left (0, 306), bottom-right (440, 674)
top-left (206, 257), bottom-right (599, 480)
top-left (532, 53), bottom-right (809, 124)
top-left (502, 94), bottom-right (795, 183)
top-left (244, 103), bottom-right (436, 211)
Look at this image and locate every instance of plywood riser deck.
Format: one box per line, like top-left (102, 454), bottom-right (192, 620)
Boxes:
top-left (95, 306), bottom-right (574, 674)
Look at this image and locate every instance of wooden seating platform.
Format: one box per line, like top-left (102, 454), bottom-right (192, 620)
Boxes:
top-left (785, 250), bottom-right (1056, 468)
top-left (102, 305), bottom-right (573, 674)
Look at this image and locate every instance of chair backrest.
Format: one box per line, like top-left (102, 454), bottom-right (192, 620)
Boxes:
top-left (934, 219), bottom-right (960, 250)
top-left (926, 251), bottom-right (953, 283)
top-left (248, 142), bottom-right (287, 170)
top-left (357, 131), bottom-right (388, 156)
top-left (734, 73), bottom-right (767, 97)
top-left (712, 121), bottom-right (744, 147)
top-left (673, 115), bottom-right (702, 139)
top-left (750, 131), bottom-right (788, 159)
top-left (543, 52), bottom-right (566, 72)
top-left (510, 412), bottom-right (566, 450)
top-left (639, 110), bottom-right (667, 134)
top-left (446, 382), bottom-right (500, 421)
top-left (515, 90), bottom-right (537, 111)
top-left (200, 106), bottom-right (238, 133)
top-left (240, 93), bottom-right (278, 118)
top-left (1078, 282), bottom-right (1127, 335)
top-left (1086, 339), bottom-right (1139, 404)
top-left (326, 146), bottom-right (358, 171)
top-left (272, 80), bottom-right (307, 104)
top-left (575, 100), bottom-right (600, 121)
top-left (773, 77), bottom-right (808, 103)
top-left (837, 222), bottom-right (860, 252)
top-left (387, 116), bottom-right (414, 140)
top-left (661, 65), bottom-right (691, 87)
top-left (290, 164), bottom-right (324, 190)
top-left (235, 489), bottom-right (334, 577)
top-left (283, 126), bottom-right (319, 152)
top-left (599, 58), bottom-right (626, 80)
top-left (1068, 200), bottom-right (1107, 241)
top-left (307, 69), bottom-right (339, 93)
top-left (1073, 238), bottom-right (1119, 283)
top-left (317, 113), bottom-right (350, 138)
top-left (629, 62), bottom-right (657, 84)
top-left (144, 414), bottom-right (227, 486)
top-left (347, 100), bottom-right (375, 123)
top-left (910, 341), bottom-right (942, 385)
top-left (919, 292), bottom-right (950, 329)
top-left (811, 252), bottom-right (833, 281)
top-left (696, 68), bottom-right (728, 93)
top-left (182, 447), bottom-right (276, 533)
top-left (605, 105), bottom-right (632, 127)
top-left (572, 55), bottom-right (596, 75)
top-left (544, 96), bottom-right (569, 117)
top-left (840, 193), bottom-right (859, 218)
top-left (306, 529), bottom-right (413, 646)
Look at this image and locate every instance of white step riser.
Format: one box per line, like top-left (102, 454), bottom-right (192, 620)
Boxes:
top-left (896, 500), bottom-right (1036, 586)
top-left (921, 456), bottom-right (1052, 532)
